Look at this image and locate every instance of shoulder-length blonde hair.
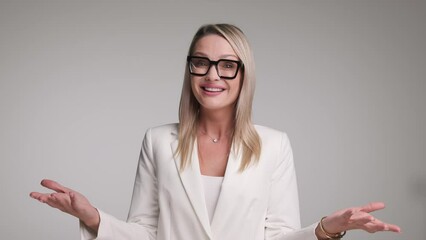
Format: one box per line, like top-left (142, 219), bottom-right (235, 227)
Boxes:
top-left (176, 23), bottom-right (261, 171)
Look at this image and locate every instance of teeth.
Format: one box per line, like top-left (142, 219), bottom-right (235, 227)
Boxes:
top-left (204, 87), bottom-right (224, 92)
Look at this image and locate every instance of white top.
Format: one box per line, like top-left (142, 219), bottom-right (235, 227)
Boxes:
top-left (201, 175), bottom-right (224, 223)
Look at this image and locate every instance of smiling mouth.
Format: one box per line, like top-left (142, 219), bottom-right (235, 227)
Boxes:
top-left (202, 87), bottom-right (225, 92)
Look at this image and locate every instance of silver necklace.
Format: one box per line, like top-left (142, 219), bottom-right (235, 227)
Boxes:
top-left (199, 128), bottom-right (234, 144)
top-left (204, 132), bottom-right (220, 143)
top-left (201, 131), bottom-right (219, 143)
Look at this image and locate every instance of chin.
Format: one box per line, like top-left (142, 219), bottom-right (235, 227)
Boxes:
top-left (199, 101), bottom-right (236, 112)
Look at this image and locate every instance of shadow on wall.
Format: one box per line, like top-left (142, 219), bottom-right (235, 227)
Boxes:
top-left (411, 176), bottom-right (426, 218)
top-left (412, 176), bottom-right (426, 197)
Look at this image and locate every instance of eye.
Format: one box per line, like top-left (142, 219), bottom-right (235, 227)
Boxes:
top-left (220, 61), bottom-right (237, 69)
top-left (192, 58), bottom-right (209, 68)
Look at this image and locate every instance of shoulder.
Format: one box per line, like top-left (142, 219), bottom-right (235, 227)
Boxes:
top-left (143, 123), bottom-right (178, 144)
top-left (148, 123), bottom-right (178, 135)
top-left (254, 125), bottom-right (292, 153)
top-left (254, 124), bottom-right (289, 141)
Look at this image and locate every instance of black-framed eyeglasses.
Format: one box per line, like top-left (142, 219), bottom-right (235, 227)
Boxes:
top-left (186, 56), bottom-right (243, 80)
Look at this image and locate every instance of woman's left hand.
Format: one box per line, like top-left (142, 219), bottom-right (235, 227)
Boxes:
top-left (316, 202), bottom-right (401, 239)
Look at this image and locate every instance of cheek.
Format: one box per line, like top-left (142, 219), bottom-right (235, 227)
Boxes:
top-left (190, 77), bottom-right (202, 100)
top-left (190, 77), bottom-right (198, 93)
top-left (231, 76), bottom-right (243, 95)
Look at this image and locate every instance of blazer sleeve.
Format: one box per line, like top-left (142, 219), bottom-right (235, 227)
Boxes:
top-left (264, 132), bottom-right (318, 240)
top-left (80, 128), bottom-right (158, 240)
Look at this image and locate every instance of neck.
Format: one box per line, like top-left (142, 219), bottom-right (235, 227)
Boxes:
top-left (198, 107), bottom-right (234, 138)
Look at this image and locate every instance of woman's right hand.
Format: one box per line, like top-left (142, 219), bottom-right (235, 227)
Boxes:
top-left (30, 179), bottom-right (100, 232)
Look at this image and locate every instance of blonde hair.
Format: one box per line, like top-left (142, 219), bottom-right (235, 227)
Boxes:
top-left (176, 24), bottom-right (261, 171)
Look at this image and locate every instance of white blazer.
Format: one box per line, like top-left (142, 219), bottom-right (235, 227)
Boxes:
top-left (81, 124), bottom-right (317, 240)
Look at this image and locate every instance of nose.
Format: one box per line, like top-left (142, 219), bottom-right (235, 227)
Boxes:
top-left (205, 64), bottom-right (220, 81)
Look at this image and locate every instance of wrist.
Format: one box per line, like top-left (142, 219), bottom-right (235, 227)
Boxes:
top-left (315, 216), bottom-right (346, 240)
top-left (315, 223), bottom-right (330, 240)
top-left (82, 207), bottom-right (100, 232)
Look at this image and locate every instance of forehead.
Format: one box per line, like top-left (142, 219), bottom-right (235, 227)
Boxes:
top-left (192, 34), bottom-right (237, 59)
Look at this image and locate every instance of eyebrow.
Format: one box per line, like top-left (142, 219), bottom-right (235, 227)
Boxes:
top-left (192, 52), bottom-right (239, 60)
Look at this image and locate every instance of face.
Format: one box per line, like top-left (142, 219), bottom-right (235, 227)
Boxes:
top-left (190, 34), bottom-right (242, 113)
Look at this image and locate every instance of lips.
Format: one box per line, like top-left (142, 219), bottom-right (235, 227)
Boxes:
top-left (200, 83), bottom-right (226, 93)
top-left (202, 87), bottom-right (225, 92)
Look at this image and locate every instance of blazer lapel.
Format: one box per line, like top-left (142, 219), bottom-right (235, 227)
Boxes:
top-left (170, 135), bottom-right (212, 239)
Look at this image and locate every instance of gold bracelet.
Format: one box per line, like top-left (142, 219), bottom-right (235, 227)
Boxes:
top-left (319, 217), bottom-right (347, 239)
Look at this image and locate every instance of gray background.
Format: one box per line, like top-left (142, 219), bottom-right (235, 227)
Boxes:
top-left (1, 0), bottom-right (424, 239)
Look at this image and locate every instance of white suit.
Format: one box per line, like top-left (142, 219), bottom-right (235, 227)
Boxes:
top-left (81, 124), bottom-right (317, 240)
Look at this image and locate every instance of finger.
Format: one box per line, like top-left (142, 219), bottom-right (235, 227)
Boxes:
top-left (31, 192), bottom-right (62, 208)
top-left (364, 218), bottom-right (399, 233)
top-left (360, 217), bottom-right (401, 233)
top-left (349, 212), bottom-right (375, 226)
top-left (50, 192), bottom-right (70, 206)
top-left (44, 193), bottom-right (73, 213)
top-left (370, 218), bottom-right (401, 233)
top-left (359, 202), bottom-right (385, 213)
top-left (29, 192), bottom-right (51, 203)
top-left (40, 179), bottom-right (72, 193)
top-left (385, 223), bottom-right (401, 233)
top-left (363, 222), bottom-right (386, 233)
top-left (29, 192), bottom-right (42, 199)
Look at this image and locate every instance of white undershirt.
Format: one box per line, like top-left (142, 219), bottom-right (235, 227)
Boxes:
top-left (201, 175), bottom-right (224, 223)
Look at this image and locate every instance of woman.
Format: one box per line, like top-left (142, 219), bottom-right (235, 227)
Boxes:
top-left (30, 24), bottom-right (401, 240)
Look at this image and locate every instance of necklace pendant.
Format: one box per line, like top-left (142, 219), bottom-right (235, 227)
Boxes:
top-left (212, 139), bottom-right (218, 143)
